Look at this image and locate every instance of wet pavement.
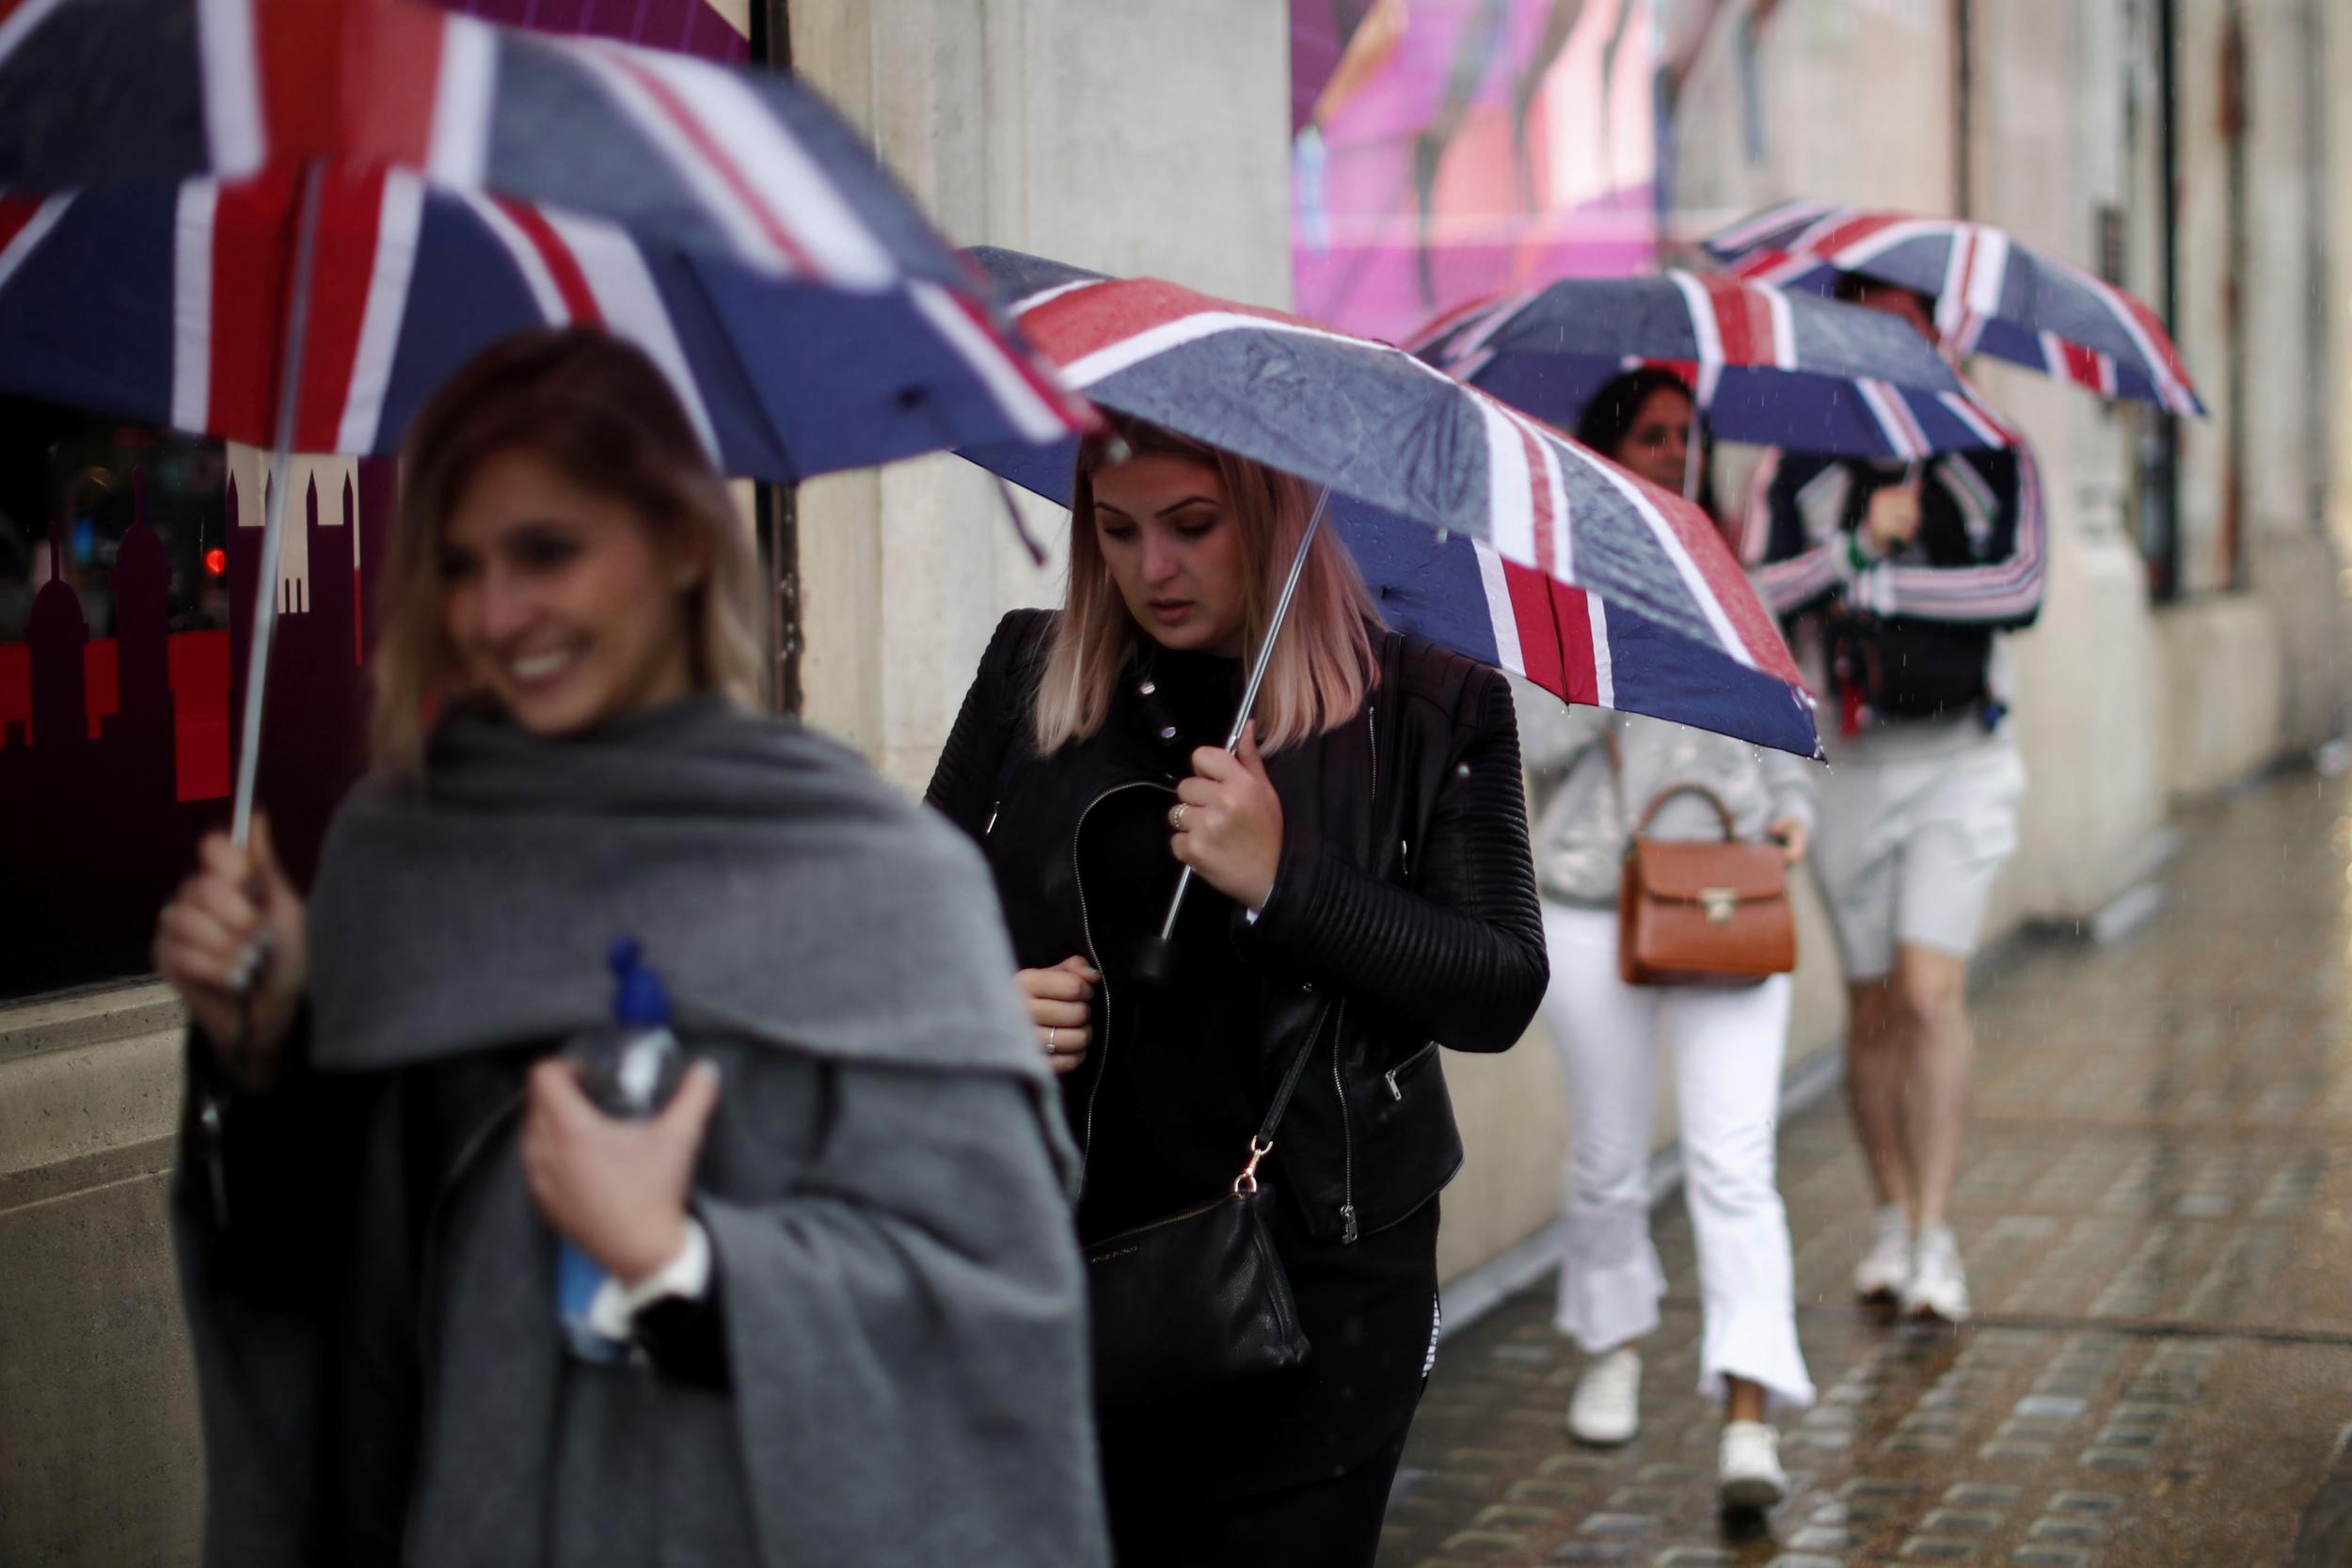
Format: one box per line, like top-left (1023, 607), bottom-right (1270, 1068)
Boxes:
top-left (1381, 769), bottom-right (2352, 1568)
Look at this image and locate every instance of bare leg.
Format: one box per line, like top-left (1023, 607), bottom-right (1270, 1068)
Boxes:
top-left (1842, 978), bottom-right (1915, 1220)
top-left (1724, 1376), bottom-right (1766, 1425)
top-left (1891, 944), bottom-right (1973, 1231)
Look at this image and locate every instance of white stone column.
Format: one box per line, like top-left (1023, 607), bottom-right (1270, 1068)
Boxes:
top-left (786, 0), bottom-right (1290, 789)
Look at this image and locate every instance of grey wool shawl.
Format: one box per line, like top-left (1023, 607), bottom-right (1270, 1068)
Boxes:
top-left (309, 694), bottom-right (1057, 1081)
top-left (181, 697), bottom-right (1108, 1568)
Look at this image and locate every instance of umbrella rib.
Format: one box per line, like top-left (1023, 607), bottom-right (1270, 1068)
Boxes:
top-left (230, 158), bottom-right (326, 849)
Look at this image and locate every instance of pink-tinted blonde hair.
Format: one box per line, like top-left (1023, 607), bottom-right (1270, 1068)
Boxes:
top-left (1031, 418), bottom-right (1381, 754)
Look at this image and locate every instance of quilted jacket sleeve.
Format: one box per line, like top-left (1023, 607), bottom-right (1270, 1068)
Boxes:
top-left (925, 610), bottom-right (1050, 840)
top-left (1242, 666), bottom-right (1548, 1053)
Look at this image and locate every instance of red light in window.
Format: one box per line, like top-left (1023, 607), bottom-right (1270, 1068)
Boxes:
top-left (203, 547), bottom-right (227, 577)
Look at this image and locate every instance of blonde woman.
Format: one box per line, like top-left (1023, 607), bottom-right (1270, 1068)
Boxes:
top-left (154, 329), bottom-right (1104, 1568)
top-left (927, 417), bottom-right (1548, 1568)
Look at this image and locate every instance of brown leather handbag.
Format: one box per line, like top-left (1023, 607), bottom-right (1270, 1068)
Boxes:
top-left (1616, 783), bottom-right (1797, 987)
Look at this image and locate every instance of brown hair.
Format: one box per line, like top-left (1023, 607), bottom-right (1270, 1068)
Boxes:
top-left (371, 328), bottom-right (764, 772)
top-left (1031, 417), bottom-right (1381, 754)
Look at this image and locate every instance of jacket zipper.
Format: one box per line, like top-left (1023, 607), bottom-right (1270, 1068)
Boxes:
top-left (405, 1084), bottom-right (528, 1564)
top-left (1384, 1039), bottom-right (1440, 1101)
top-left (1072, 779), bottom-right (1175, 1185)
top-left (1330, 704), bottom-right (1378, 1245)
top-left (1328, 997), bottom-right (1358, 1243)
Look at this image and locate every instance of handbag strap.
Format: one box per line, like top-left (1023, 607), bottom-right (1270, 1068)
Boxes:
top-left (1631, 783), bottom-right (1741, 841)
top-left (1232, 1003), bottom-right (1337, 1196)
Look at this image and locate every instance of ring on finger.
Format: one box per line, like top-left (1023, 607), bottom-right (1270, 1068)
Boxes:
top-left (1168, 802), bottom-right (1188, 832)
top-left (1045, 1025), bottom-right (1059, 1056)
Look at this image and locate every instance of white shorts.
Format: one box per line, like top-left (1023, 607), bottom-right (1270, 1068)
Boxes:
top-left (1811, 727), bottom-right (2026, 980)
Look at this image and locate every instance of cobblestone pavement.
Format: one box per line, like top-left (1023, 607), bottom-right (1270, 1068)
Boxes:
top-left (1381, 770), bottom-right (2352, 1568)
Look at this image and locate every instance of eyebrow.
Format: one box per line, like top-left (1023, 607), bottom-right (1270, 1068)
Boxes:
top-left (1095, 494), bottom-right (1220, 521)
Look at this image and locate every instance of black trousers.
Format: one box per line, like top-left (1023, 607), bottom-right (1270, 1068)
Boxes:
top-left (1103, 1416), bottom-right (1415, 1568)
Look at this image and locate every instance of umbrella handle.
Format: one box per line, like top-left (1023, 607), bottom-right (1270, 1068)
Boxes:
top-left (230, 159), bottom-right (326, 849)
top-left (1136, 486), bottom-right (1334, 987)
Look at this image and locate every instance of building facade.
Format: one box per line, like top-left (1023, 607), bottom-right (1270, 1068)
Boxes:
top-left (1, 1), bottom-right (2344, 1560)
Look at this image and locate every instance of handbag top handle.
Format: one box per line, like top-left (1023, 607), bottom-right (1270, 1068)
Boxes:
top-left (1601, 726), bottom-right (1742, 844)
top-left (1631, 783), bottom-right (1740, 842)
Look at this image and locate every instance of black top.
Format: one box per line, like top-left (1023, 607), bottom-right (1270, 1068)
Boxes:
top-left (1070, 646), bottom-right (1265, 1237)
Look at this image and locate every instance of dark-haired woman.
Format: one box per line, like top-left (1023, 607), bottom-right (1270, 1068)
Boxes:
top-left (1523, 368), bottom-right (1816, 1510)
top-left (154, 329), bottom-right (1105, 1568)
top-left (927, 419), bottom-right (1548, 1567)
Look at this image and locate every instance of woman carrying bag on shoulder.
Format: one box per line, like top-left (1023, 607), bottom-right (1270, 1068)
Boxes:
top-left (926, 417), bottom-right (1548, 1568)
top-left (1520, 368), bottom-right (1818, 1512)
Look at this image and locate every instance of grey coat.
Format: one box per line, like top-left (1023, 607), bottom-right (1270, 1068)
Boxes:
top-left (174, 698), bottom-right (1108, 1568)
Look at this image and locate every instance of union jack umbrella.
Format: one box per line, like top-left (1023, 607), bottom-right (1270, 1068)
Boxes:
top-left (1705, 200), bottom-right (2204, 418)
top-left (0, 166), bottom-right (1076, 474)
top-left (0, 0), bottom-right (1092, 840)
top-left (1414, 271), bottom-right (2015, 465)
top-left (959, 248), bottom-right (1821, 760)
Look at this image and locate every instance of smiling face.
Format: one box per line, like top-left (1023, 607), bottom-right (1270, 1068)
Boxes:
top-left (437, 447), bottom-right (700, 738)
top-left (1612, 384), bottom-right (1694, 491)
top-left (1089, 451), bottom-right (1251, 657)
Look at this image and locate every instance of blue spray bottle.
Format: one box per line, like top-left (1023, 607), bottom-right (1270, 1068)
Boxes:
top-left (555, 937), bottom-right (685, 1362)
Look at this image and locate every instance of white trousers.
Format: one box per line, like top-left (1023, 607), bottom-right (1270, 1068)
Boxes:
top-left (1540, 902), bottom-right (1815, 1411)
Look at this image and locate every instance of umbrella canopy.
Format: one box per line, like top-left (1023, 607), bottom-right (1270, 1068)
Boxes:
top-left (0, 0), bottom-right (975, 285)
top-left (1415, 270), bottom-right (2013, 460)
top-left (958, 248), bottom-right (1820, 758)
top-left (0, 164), bottom-right (1075, 480)
top-left (1704, 200), bottom-right (2203, 418)
top-left (0, 0), bottom-right (1089, 466)
top-left (1, 0), bottom-right (1096, 840)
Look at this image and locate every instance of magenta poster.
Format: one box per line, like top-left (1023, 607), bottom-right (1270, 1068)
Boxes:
top-left (1290, 0), bottom-right (1661, 345)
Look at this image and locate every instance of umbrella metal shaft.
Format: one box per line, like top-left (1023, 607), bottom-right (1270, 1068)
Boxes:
top-left (1149, 485), bottom-right (1334, 953)
top-left (230, 160), bottom-right (326, 849)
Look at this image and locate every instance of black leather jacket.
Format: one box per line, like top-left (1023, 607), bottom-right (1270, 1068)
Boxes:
top-left (926, 610), bottom-right (1547, 1247)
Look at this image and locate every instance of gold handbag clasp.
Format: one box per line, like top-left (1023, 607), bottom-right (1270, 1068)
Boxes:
top-left (1232, 1135), bottom-right (1274, 1197)
top-left (1699, 888), bottom-right (1739, 926)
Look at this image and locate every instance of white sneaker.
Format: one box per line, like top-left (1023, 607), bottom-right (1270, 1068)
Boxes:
top-left (1718, 1419), bottom-right (1788, 1512)
top-left (1565, 1345), bottom-right (1643, 1446)
top-left (1900, 1225), bottom-right (1971, 1323)
top-left (1854, 1204), bottom-right (1912, 1303)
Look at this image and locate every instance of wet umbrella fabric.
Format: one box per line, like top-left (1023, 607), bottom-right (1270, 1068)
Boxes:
top-left (957, 247), bottom-right (1820, 760)
top-left (1415, 270), bottom-right (2013, 461)
top-left (0, 0), bottom-right (1093, 837)
top-left (0, 0), bottom-right (1026, 295)
top-left (0, 165), bottom-right (1072, 479)
top-left (1704, 200), bottom-right (2203, 417)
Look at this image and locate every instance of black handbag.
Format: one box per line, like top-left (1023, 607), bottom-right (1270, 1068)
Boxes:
top-left (1081, 1026), bottom-right (1324, 1417)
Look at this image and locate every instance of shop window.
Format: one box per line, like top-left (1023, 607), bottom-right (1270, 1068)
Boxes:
top-left (0, 397), bottom-right (382, 1000)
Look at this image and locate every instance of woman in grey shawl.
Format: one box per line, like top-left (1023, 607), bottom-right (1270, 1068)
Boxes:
top-left (151, 330), bottom-right (1106, 1568)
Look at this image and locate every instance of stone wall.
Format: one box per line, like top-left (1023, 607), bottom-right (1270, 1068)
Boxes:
top-left (787, 0), bottom-right (1293, 793)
